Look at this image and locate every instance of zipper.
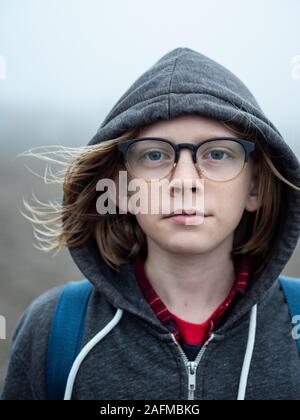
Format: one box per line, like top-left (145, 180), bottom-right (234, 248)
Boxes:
top-left (171, 333), bottom-right (215, 400)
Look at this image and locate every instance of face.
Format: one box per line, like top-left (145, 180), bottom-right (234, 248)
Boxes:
top-left (115, 114), bottom-right (259, 256)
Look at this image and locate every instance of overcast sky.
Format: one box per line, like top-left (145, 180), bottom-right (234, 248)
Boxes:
top-left (0, 0), bottom-right (299, 155)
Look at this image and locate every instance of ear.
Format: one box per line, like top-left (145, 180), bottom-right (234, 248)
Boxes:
top-left (245, 160), bottom-right (260, 213)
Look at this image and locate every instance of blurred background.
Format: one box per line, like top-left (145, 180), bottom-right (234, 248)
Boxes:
top-left (0, 0), bottom-right (300, 391)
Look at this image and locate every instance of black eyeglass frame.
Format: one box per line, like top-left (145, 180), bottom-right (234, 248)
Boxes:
top-left (117, 136), bottom-right (256, 181)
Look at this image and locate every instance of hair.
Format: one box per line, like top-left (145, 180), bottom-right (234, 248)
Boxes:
top-left (221, 119), bottom-right (300, 275)
top-left (20, 117), bottom-right (300, 277)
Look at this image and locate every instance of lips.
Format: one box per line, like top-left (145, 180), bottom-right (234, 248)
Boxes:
top-left (164, 210), bottom-right (206, 218)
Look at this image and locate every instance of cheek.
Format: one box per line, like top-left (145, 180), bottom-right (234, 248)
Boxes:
top-left (208, 180), bottom-right (250, 227)
top-left (135, 213), bottom-right (162, 238)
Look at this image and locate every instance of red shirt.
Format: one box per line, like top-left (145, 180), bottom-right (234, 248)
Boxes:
top-left (133, 255), bottom-right (252, 346)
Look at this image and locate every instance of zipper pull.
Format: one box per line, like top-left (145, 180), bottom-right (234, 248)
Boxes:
top-left (171, 332), bottom-right (216, 400)
top-left (187, 361), bottom-right (197, 400)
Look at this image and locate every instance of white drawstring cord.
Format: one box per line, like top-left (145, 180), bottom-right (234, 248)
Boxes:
top-left (63, 304), bottom-right (257, 400)
top-left (63, 308), bottom-right (124, 400)
top-left (237, 304), bottom-right (258, 401)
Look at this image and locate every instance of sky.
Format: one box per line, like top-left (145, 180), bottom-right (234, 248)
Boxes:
top-left (0, 0), bottom-right (300, 155)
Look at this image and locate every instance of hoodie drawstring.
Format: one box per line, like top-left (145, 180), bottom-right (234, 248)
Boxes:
top-left (63, 304), bottom-right (257, 400)
top-left (237, 304), bottom-right (258, 400)
top-left (64, 308), bottom-right (124, 400)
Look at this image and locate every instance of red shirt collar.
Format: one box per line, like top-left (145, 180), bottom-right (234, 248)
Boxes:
top-left (133, 255), bottom-right (253, 345)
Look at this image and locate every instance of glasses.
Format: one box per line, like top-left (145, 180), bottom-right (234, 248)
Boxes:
top-left (117, 137), bottom-right (256, 182)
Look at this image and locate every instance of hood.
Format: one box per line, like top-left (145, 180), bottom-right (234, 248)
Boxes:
top-left (67, 47), bottom-right (300, 335)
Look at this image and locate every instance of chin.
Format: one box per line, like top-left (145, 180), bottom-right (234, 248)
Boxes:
top-left (161, 235), bottom-right (215, 255)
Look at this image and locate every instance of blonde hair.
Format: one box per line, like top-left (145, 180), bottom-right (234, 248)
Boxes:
top-left (20, 121), bottom-right (300, 275)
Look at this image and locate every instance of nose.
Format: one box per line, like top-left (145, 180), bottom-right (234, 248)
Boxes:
top-left (169, 149), bottom-right (203, 195)
top-left (172, 148), bottom-right (202, 178)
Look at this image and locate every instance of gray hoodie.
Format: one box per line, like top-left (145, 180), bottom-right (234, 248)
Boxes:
top-left (2, 47), bottom-right (300, 401)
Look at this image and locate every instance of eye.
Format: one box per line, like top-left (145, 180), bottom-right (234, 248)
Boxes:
top-left (205, 150), bottom-right (231, 161)
top-left (144, 150), bottom-right (168, 161)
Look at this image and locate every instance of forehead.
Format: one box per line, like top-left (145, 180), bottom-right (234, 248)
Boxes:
top-left (138, 114), bottom-right (239, 142)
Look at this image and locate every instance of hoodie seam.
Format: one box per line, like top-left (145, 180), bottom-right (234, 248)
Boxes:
top-left (167, 50), bottom-right (184, 119)
top-left (103, 91), bottom-right (257, 131)
top-left (113, 91), bottom-right (257, 117)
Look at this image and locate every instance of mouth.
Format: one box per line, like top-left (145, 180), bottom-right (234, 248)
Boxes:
top-left (163, 210), bottom-right (209, 226)
top-left (163, 210), bottom-right (208, 218)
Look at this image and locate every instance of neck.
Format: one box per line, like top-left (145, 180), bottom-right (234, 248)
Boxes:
top-left (144, 236), bottom-right (236, 324)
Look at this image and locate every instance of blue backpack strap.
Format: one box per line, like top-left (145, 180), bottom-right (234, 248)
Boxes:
top-left (278, 275), bottom-right (300, 356)
top-left (46, 279), bottom-right (93, 400)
